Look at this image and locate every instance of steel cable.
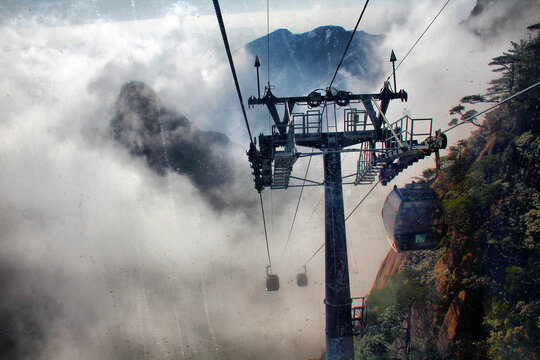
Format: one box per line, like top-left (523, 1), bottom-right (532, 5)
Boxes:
top-left (213, 0), bottom-right (273, 268)
top-left (386, 0), bottom-right (451, 81)
top-left (329, 0), bottom-right (370, 88)
top-left (281, 151), bottom-right (314, 262)
top-left (442, 81), bottom-right (540, 134)
top-left (299, 180), bottom-right (380, 270)
top-left (212, 0), bottom-right (254, 144)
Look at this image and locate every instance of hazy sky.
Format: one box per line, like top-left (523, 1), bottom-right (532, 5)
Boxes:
top-left (0, 1), bottom-right (538, 359)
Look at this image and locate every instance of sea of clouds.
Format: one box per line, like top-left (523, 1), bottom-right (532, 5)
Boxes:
top-left (0, 0), bottom-right (537, 359)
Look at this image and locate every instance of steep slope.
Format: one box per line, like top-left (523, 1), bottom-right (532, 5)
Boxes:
top-left (358, 29), bottom-right (540, 360)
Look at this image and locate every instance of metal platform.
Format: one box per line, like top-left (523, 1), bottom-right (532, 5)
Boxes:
top-left (351, 297), bottom-right (367, 336)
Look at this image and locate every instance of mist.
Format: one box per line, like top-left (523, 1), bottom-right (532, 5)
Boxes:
top-left (0, 4), bottom-right (326, 359)
top-left (0, 0), bottom-right (537, 359)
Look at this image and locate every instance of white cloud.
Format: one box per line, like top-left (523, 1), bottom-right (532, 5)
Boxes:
top-left (0, 6), bottom-right (327, 359)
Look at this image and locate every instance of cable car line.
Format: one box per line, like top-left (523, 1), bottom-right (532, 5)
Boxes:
top-left (279, 100), bottom-right (332, 265)
top-left (213, 0), bottom-right (274, 271)
top-left (267, 0), bottom-right (275, 271)
top-left (299, 179), bottom-right (380, 270)
top-left (328, 0), bottom-right (370, 89)
top-left (345, 180), bottom-right (380, 221)
top-left (298, 241), bottom-right (325, 271)
top-left (260, 193), bottom-right (273, 268)
top-left (288, 175), bottom-right (323, 186)
top-left (308, 193), bottom-right (324, 222)
top-left (267, 0), bottom-right (271, 86)
top-left (338, 81), bottom-right (539, 256)
top-left (442, 80), bottom-right (540, 134)
top-left (386, 0), bottom-right (452, 82)
top-left (212, 0), bottom-right (254, 144)
top-left (280, 150), bottom-right (314, 263)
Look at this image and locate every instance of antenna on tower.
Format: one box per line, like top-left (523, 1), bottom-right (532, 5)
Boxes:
top-left (390, 50), bottom-right (397, 91)
top-left (254, 55), bottom-right (261, 99)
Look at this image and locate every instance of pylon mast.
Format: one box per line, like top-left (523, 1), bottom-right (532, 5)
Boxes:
top-left (248, 81), bottom-right (445, 360)
top-left (323, 149), bottom-right (354, 359)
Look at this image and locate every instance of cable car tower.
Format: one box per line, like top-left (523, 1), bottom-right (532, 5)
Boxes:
top-left (247, 68), bottom-right (446, 359)
top-left (211, 1), bottom-right (445, 358)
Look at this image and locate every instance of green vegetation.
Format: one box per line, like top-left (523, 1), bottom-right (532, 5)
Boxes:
top-left (356, 29), bottom-right (539, 359)
top-left (356, 251), bottom-right (443, 359)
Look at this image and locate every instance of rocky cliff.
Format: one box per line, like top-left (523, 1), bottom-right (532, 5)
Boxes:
top-left (358, 29), bottom-right (540, 360)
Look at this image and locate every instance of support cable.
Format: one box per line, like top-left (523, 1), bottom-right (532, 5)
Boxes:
top-left (281, 150), bottom-right (314, 262)
top-left (212, 0), bottom-right (254, 144)
top-left (267, 0), bottom-right (270, 86)
top-left (308, 193), bottom-right (324, 222)
top-left (260, 194), bottom-right (273, 268)
top-left (442, 81), bottom-right (540, 134)
top-left (386, 0), bottom-right (451, 81)
top-left (213, 0), bottom-right (272, 270)
top-left (299, 81), bottom-right (540, 270)
top-left (328, 0), bottom-right (370, 88)
top-left (345, 180), bottom-right (380, 221)
top-left (298, 242), bottom-right (325, 271)
top-left (299, 180), bottom-right (380, 270)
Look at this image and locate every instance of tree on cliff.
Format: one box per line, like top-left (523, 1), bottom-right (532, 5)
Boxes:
top-left (357, 28), bottom-right (539, 360)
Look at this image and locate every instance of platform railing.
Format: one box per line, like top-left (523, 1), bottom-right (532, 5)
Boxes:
top-left (386, 115), bottom-right (433, 149)
top-left (291, 110), bottom-right (323, 135)
top-left (351, 296), bottom-right (367, 336)
top-left (344, 108), bottom-right (371, 132)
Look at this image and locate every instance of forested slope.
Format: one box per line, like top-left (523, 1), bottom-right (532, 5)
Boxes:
top-left (357, 28), bottom-right (539, 360)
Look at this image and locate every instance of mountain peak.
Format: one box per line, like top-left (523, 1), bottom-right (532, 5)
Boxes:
top-left (269, 28), bottom-right (292, 36)
top-left (246, 26), bottom-right (383, 94)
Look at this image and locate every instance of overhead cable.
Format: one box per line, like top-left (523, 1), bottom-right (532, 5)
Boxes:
top-left (300, 180), bottom-right (380, 269)
top-left (260, 194), bottom-right (273, 268)
top-left (214, 0), bottom-right (272, 269)
top-left (267, 0), bottom-right (270, 85)
top-left (345, 180), bottom-right (380, 221)
top-left (329, 0), bottom-right (370, 88)
top-left (212, 0), bottom-right (254, 144)
top-left (387, 0), bottom-right (451, 81)
top-left (299, 80), bottom-right (540, 269)
top-left (281, 150), bottom-right (315, 262)
top-left (442, 81), bottom-right (540, 134)
top-left (298, 242), bottom-right (325, 271)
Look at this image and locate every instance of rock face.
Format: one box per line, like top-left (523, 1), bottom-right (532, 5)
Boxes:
top-left (371, 250), bottom-right (406, 291)
top-left (364, 31), bottom-right (539, 359)
top-left (371, 244), bottom-right (484, 356)
top-left (111, 81), bottom-right (238, 210)
top-left (438, 290), bottom-right (466, 352)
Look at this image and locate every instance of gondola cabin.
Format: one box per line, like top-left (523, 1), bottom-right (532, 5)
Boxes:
top-left (266, 266), bottom-right (279, 291)
top-left (382, 181), bottom-right (446, 252)
top-left (296, 267), bottom-right (308, 287)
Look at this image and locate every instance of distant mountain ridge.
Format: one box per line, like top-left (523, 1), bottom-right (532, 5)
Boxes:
top-left (246, 25), bottom-right (384, 95)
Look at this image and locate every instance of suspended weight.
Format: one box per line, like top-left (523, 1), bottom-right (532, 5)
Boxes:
top-left (296, 266), bottom-right (308, 287)
top-left (265, 266), bottom-right (280, 291)
top-left (382, 181), bottom-right (446, 252)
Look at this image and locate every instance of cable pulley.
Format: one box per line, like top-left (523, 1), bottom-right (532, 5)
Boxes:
top-left (335, 91), bottom-right (351, 107)
top-left (307, 90), bottom-right (323, 108)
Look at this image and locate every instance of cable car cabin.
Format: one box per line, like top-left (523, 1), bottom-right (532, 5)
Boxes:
top-left (266, 266), bottom-right (279, 291)
top-left (382, 181), bottom-right (446, 252)
top-left (296, 267), bottom-right (308, 287)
